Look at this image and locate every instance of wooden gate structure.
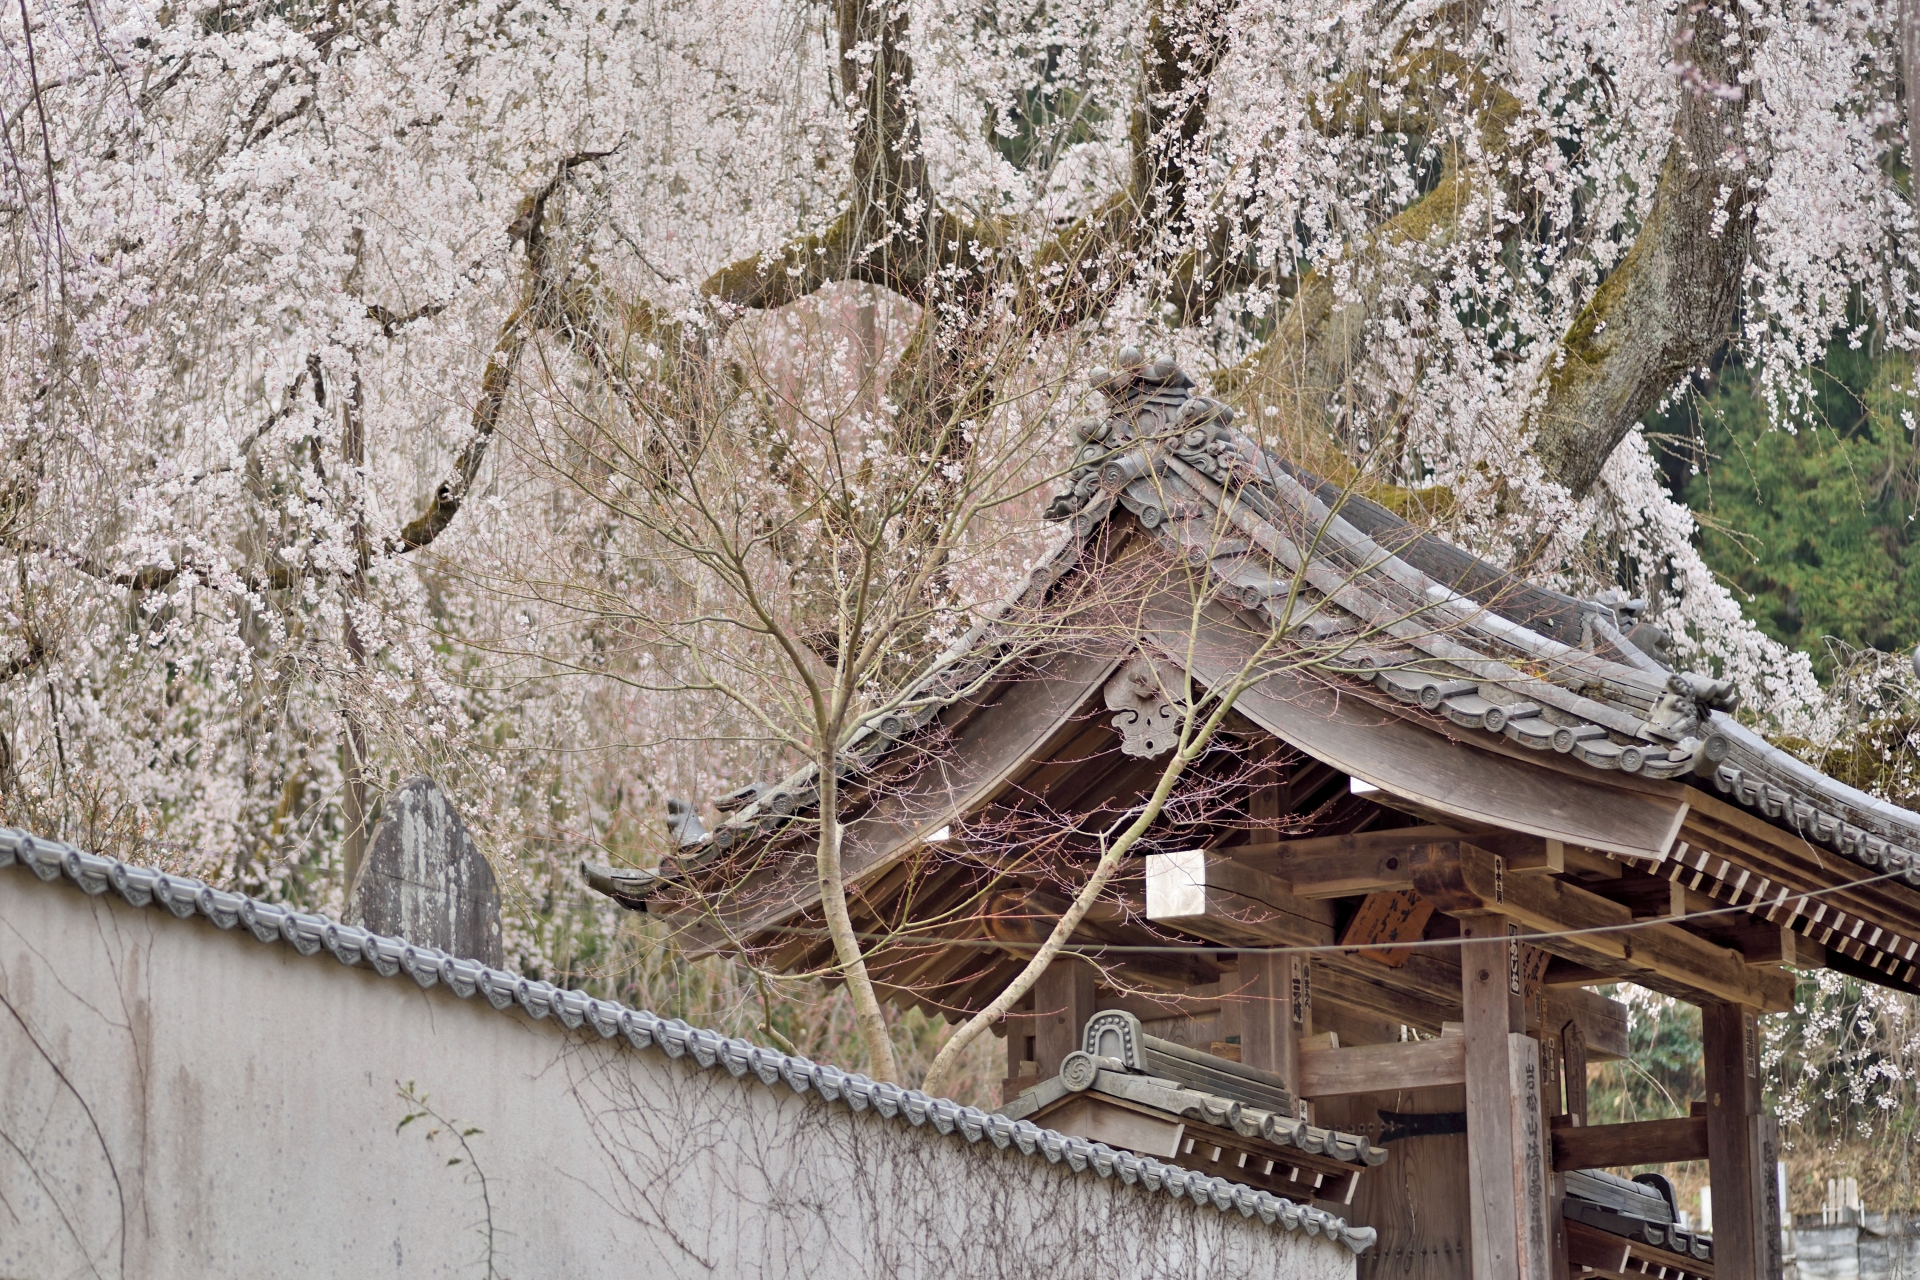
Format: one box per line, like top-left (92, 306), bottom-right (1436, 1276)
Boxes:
top-left (585, 356), bottom-right (1920, 1279)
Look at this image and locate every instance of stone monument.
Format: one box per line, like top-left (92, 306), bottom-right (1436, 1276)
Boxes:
top-left (349, 775), bottom-right (503, 965)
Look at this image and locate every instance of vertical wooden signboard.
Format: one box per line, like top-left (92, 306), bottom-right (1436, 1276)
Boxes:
top-left (1462, 921), bottom-right (1554, 1280)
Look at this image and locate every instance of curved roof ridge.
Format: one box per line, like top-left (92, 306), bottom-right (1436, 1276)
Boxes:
top-left (589, 355), bottom-right (1920, 906)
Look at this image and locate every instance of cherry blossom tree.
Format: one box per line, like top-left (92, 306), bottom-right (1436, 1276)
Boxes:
top-left (2, 0), bottom-right (1916, 1065)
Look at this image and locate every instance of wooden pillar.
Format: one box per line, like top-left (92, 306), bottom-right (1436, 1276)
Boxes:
top-left (1242, 951), bottom-right (1307, 1115)
top-left (1535, 1017), bottom-right (1569, 1280)
top-left (1461, 920), bottom-right (1552, 1280)
top-left (1703, 1002), bottom-right (1785, 1280)
top-left (1034, 956), bottom-right (1098, 1079)
top-left (1002, 998), bottom-right (1036, 1098)
top-left (1241, 763), bottom-right (1303, 1104)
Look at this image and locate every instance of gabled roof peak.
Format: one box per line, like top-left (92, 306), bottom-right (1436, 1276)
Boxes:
top-left (588, 357), bottom-right (1920, 924)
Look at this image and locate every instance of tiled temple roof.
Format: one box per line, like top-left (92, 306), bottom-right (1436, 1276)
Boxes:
top-left (1001, 1010), bottom-right (1389, 1169)
top-left (585, 352), bottom-right (1920, 909)
top-left (0, 827), bottom-right (1377, 1253)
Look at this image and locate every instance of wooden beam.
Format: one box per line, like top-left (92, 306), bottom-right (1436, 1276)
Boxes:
top-left (1220, 826), bottom-right (1439, 897)
top-left (1562, 846), bottom-right (1623, 879)
top-left (1703, 1003), bottom-right (1785, 1280)
top-left (1551, 1116), bottom-right (1709, 1170)
top-left (1035, 956), bottom-right (1098, 1080)
top-left (1310, 954), bottom-right (1460, 1033)
top-left (1693, 917), bottom-right (1826, 970)
top-left (1143, 848), bottom-right (1335, 950)
top-left (1528, 986), bottom-right (1628, 1062)
top-left (1411, 841), bottom-right (1796, 1011)
top-left (1462, 920), bottom-right (1553, 1280)
top-left (1464, 830), bottom-right (1566, 875)
top-left (1297, 1036), bottom-right (1467, 1097)
top-left (1220, 827), bottom-right (1566, 899)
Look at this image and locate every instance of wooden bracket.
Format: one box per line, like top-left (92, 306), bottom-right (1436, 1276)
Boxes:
top-left (1297, 1037), bottom-right (1468, 1098)
top-left (1550, 1116), bottom-right (1708, 1171)
top-left (1410, 841), bottom-right (1795, 1012)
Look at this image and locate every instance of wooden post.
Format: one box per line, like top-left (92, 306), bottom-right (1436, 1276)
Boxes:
top-left (1002, 998), bottom-right (1036, 1098)
top-left (1462, 919), bottom-right (1553, 1280)
top-left (1703, 1002), bottom-right (1785, 1280)
top-left (1242, 950), bottom-right (1305, 1113)
top-left (1535, 1017), bottom-right (1569, 1280)
top-left (1034, 957), bottom-right (1098, 1079)
top-left (1241, 765), bottom-right (1304, 1105)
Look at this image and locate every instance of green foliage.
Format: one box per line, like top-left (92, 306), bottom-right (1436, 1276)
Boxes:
top-left (1658, 347), bottom-right (1920, 675)
top-left (1587, 990), bottom-right (1703, 1125)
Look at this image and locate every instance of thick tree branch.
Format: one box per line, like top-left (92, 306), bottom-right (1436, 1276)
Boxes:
top-left (1530, 5), bottom-right (1759, 496)
top-left (703, 0), bottom-right (1238, 329)
top-left (394, 299), bottom-right (531, 553)
top-left (1236, 47), bottom-right (1532, 462)
top-left (0, 636), bottom-right (44, 685)
top-left (6, 535), bottom-right (297, 593)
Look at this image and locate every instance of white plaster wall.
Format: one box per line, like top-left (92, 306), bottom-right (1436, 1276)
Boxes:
top-left (0, 873), bottom-right (1354, 1280)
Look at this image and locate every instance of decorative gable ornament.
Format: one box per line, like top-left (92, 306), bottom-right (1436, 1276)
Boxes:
top-left (1103, 656), bottom-right (1185, 758)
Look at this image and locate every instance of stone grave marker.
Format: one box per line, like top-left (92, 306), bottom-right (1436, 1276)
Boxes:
top-left (349, 775), bottom-right (503, 965)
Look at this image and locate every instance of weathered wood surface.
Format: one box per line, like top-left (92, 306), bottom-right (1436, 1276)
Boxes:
top-left (1411, 841), bottom-right (1795, 1011)
top-left (1550, 1116), bottom-right (1708, 1170)
top-left (1534, 987), bottom-right (1628, 1062)
top-left (681, 649), bottom-right (1124, 949)
top-left (1143, 605), bottom-right (1690, 859)
top-left (1036, 957), bottom-right (1099, 1079)
top-left (1312, 946), bottom-right (1463, 1033)
top-left (1039, 1094), bottom-right (1186, 1158)
top-left (1222, 825), bottom-right (1564, 888)
top-left (1560, 1018), bottom-right (1589, 1124)
top-left (1241, 950), bottom-right (1304, 1104)
top-left (1461, 922), bottom-right (1553, 1280)
top-left (1298, 1037), bottom-right (1466, 1097)
top-left (1318, 1083), bottom-right (1472, 1280)
top-left (349, 775), bottom-right (502, 965)
top-left (1676, 785), bottom-right (1920, 979)
top-left (1143, 848), bottom-right (1336, 949)
top-left (1562, 1220), bottom-right (1632, 1274)
top-left (1703, 1002), bottom-right (1785, 1280)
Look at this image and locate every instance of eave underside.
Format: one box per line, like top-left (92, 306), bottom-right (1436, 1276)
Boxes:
top-left (642, 648), bottom-right (1920, 1027)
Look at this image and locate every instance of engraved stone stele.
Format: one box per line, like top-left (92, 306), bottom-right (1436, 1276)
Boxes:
top-left (349, 775), bottom-right (503, 965)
